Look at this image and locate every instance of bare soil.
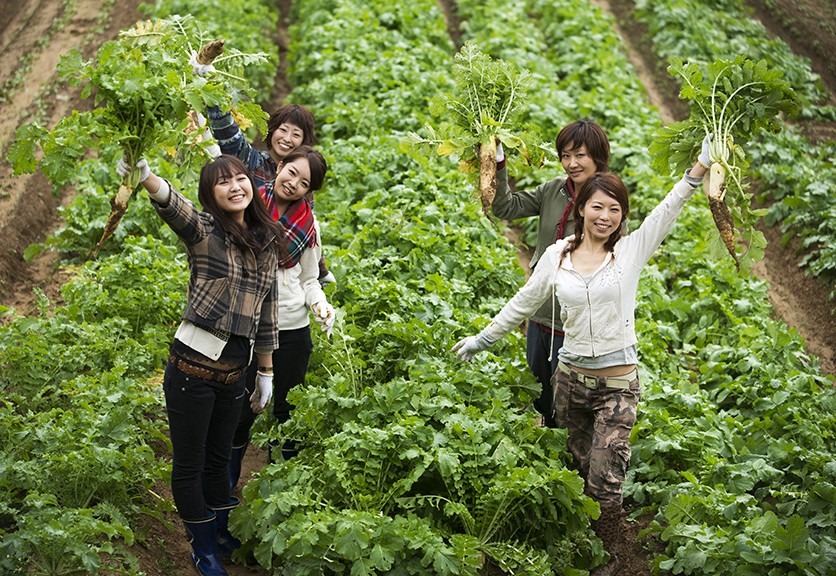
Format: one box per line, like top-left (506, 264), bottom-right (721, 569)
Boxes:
top-left (0, 0), bottom-right (833, 574)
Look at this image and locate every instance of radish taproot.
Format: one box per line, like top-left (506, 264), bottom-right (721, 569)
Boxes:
top-left (400, 41), bottom-right (543, 222)
top-left (649, 56), bottom-right (799, 273)
top-left (196, 39), bottom-right (224, 65)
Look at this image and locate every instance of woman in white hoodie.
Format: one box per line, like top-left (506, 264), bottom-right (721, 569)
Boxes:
top-left (230, 146), bottom-right (335, 488)
top-left (453, 137), bottom-right (711, 576)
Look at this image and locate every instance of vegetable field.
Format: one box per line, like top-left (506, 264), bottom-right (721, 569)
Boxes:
top-left (1, 0), bottom-right (835, 575)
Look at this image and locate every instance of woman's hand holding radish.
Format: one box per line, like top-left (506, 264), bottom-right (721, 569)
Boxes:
top-left (116, 156), bottom-right (150, 183)
top-left (116, 156), bottom-right (167, 200)
top-left (697, 134), bottom-right (712, 170)
top-left (189, 52), bottom-right (216, 77)
top-left (452, 331), bottom-right (498, 362)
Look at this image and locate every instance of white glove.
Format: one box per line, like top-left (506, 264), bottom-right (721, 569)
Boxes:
top-left (196, 113), bottom-right (221, 158)
top-left (116, 156), bottom-right (150, 183)
top-left (496, 142), bottom-right (505, 163)
top-left (312, 301), bottom-right (335, 338)
top-left (451, 330), bottom-right (498, 362)
top-left (250, 371), bottom-right (273, 414)
top-left (189, 51), bottom-right (216, 77)
top-left (319, 271), bottom-right (337, 286)
top-left (698, 134), bottom-right (712, 169)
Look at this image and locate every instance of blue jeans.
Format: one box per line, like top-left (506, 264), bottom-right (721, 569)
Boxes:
top-left (526, 321), bottom-right (564, 427)
top-left (163, 359), bottom-right (247, 521)
top-left (233, 325), bottom-right (313, 447)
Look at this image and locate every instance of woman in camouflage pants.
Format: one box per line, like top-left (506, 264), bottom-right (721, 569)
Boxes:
top-left (453, 136), bottom-right (713, 576)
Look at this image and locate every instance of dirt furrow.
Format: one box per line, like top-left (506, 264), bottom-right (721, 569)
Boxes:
top-left (601, 0), bottom-right (836, 378)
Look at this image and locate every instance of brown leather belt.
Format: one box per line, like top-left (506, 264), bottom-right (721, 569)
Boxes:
top-left (557, 361), bottom-right (635, 390)
top-left (169, 355), bottom-right (244, 384)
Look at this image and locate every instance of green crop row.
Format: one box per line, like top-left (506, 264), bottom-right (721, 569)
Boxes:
top-left (0, 0), bottom-right (282, 573)
top-left (630, 0), bottom-right (836, 306)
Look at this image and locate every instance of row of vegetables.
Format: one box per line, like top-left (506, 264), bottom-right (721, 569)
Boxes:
top-left (0, 0), bottom-right (834, 575)
top-left (0, 0), bottom-right (282, 574)
top-left (631, 0), bottom-right (836, 305)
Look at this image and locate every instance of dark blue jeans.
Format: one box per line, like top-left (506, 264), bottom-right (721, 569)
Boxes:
top-left (233, 325), bottom-right (313, 447)
top-left (526, 321), bottom-right (564, 427)
top-left (163, 359), bottom-right (247, 521)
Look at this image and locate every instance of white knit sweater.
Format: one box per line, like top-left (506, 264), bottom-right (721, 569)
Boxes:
top-left (277, 218), bottom-right (327, 330)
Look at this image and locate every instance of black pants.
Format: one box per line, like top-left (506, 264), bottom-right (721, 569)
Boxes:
top-left (163, 359), bottom-right (246, 521)
top-left (233, 325), bottom-right (313, 447)
top-left (526, 321), bottom-right (564, 426)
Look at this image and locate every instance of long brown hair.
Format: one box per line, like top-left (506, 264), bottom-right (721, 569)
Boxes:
top-left (559, 172), bottom-right (629, 265)
top-left (555, 119), bottom-right (610, 172)
top-left (198, 155), bottom-right (286, 253)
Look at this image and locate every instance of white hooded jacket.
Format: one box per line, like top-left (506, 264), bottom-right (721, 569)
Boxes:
top-left (485, 176), bottom-right (698, 361)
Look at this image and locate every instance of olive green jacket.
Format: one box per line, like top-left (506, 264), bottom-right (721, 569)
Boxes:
top-left (491, 167), bottom-right (575, 331)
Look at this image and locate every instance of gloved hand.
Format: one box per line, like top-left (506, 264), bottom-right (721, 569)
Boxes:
top-left (189, 51), bottom-right (216, 77)
top-left (116, 157), bottom-right (150, 183)
top-left (697, 134), bottom-right (713, 170)
top-left (312, 301), bottom-right (335, 338)
top-left (451, 330), bottom-right (498, 362)
top-left (319, 271), bottom-right (337, 286)
top-left (195, 112), bottom-right (221, 158)
top-left (496, 142), bottom-right (505, 164)
top-left (250, 370), bottom-right (273, 413)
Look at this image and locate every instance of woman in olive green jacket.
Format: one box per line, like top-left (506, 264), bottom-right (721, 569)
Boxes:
top-left (491, 119), bottom-right (610, 427)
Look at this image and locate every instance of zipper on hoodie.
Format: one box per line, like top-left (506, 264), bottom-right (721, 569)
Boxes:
top-left (571, 268), bottom-right (597, 358)
top-left (585, 283), bottom-right (595, 357)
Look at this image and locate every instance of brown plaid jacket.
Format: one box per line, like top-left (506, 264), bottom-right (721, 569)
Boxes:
top-left (153, 187), bottom-right (280, 352)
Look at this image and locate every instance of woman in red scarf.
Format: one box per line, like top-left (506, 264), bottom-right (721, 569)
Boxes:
top-left (230, 146), bottom-right (336, 488)
top-left (490, 119), bottom-right (611, 428)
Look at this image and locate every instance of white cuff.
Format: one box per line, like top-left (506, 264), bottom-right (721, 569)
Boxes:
top-left (148, 178), bottom-right (171, 204)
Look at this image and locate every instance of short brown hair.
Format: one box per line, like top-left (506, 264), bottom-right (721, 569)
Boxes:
top-left (555, 119), bottom-right (610, 172)
top-left (264, 104), bottom-right (317, 148)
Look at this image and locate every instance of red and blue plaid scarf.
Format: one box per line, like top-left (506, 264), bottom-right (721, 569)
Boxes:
top-left (261, 182), bottom-right (318, 269)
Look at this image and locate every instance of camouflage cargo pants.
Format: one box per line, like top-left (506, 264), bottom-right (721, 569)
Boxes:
top-left (551, 363), bottom-right (640, 507)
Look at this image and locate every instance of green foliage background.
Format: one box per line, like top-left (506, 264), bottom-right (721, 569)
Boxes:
top-left (0, 0), bottom-right (834, 574)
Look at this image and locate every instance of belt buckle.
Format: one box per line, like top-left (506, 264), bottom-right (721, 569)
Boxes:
top-left (222, 370), bottom-right (241, 384)
top-left (582, 374), bottom-right (599, 389)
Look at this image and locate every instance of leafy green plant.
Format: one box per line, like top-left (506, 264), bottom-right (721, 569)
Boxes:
top-left (7, 14), bottom-right (268, 250)
top-left (631, 0), bottom-right (836, 306)
top-left (141, 0), bottom-right (280, 103)
top-left (238, 348), bottom-right (599, 575)
top-left (649, 56), bottom-right (799, 272)
top-left (400, 41), bottom-right (544, 220)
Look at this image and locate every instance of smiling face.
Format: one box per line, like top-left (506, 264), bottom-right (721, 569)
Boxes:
top-left (275, 157), bottom-right (312, 203)
top-left (560, 142), bottom-right (598, 188)
top-left (269, 122), bottom-right (305, 163)
top-left (579, 188), bottom-right (623, 243)
top-left (213, 170), bottom-right (254, 224)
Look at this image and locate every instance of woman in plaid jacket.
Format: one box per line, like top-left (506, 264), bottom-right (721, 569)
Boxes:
top-left (118, 153), bottom-right (285, 576)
